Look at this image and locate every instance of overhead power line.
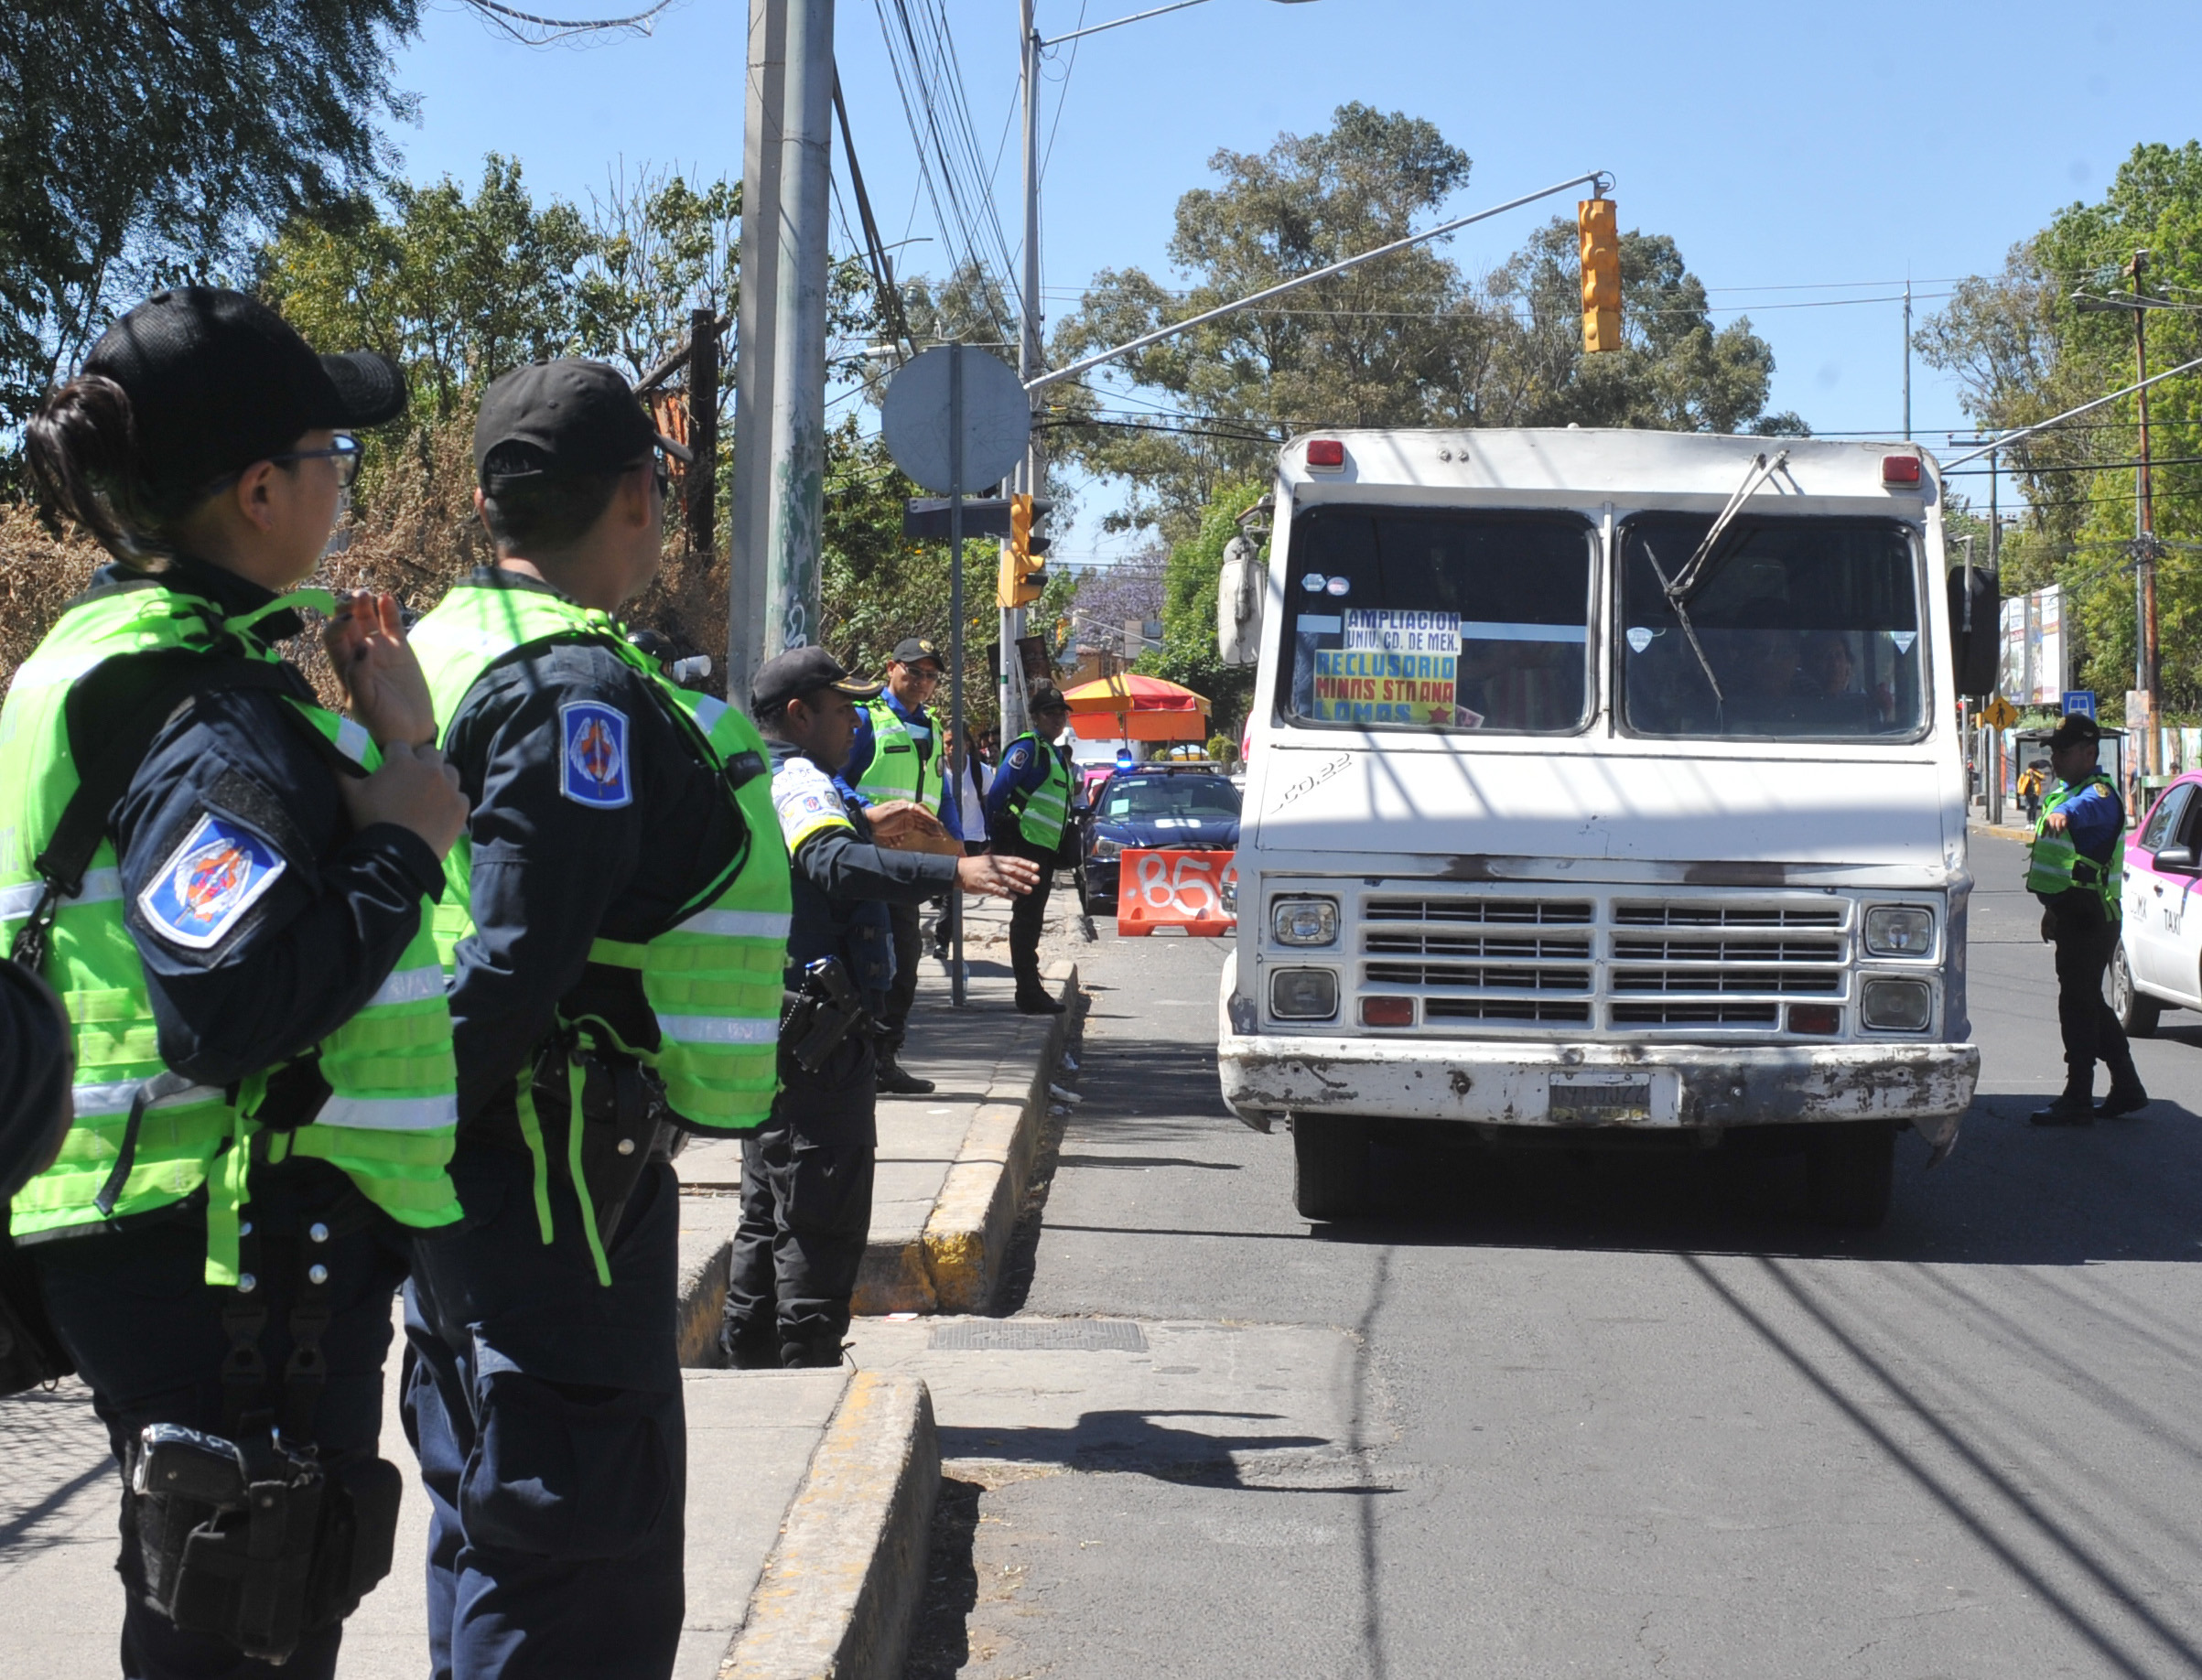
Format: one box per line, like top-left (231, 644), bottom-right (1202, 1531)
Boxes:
top-left (459, 0), bottom-right (675, 44)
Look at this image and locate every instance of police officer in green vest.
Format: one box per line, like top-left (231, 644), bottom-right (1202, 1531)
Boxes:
top-left (2026, 711), bottom-right (2147, 1125)
top-left (843, 636), bottom-right (955, 1093)
top-left (7, 288), bottom-right (470, 1676)
top-left (403, 359), bottom-right (793, 1679)
top-left (985, 681), bottom-right (1079, 1013)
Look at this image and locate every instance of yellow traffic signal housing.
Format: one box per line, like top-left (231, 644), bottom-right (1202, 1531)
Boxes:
top-left (1579, 198), bottom-right (1621, 353)
top-left (998, 491), bottom-right (1047, 608)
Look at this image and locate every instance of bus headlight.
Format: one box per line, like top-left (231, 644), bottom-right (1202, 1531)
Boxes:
top-left (1861, 979), bottom-right (1932, 1032)
top-left (1863, 906), bottom-right (1935, 957)
top-left (1271, 897), bottom-right (1338, 946)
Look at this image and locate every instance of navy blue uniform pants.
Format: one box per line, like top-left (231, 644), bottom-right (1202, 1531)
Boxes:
top-left (876, 899), bottom-right (923, 1055)
top-left (34, 1164), bottom-right (407, 1680)
top-left (722, 1036), bottom-right (876, 1366)
top-left (403, 1140), bottom-right (685, 1680)
top-left (2051, 907), bottom-right (2137, 1093)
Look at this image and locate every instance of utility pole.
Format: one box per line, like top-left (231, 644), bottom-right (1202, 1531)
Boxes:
top-left (2132, 248), bottom-right (2160, 771)
top-left (1903, 277), bottom-right (1913, 442)
top-left (729, 0), bottom-right (788, 704)
top-left (685, 306), bottom-right (718, 558)
top-left (1003, 0), bottom-right (1044, 749)
top-left (759, 0), bottom-right (836, 662)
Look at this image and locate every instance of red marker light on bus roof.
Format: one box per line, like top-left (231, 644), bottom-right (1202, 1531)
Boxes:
top-left (1882, 454), bottom-right (1922, 486)
top-left (1305, 439), bottom-right (1346, 469)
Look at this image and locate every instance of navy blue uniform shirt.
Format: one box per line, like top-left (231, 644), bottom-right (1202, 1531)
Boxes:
top-left (95, 555), bottom-right (444, 1090)
top-left (769, 739), bottom-right (957, 1010)
top-left (842, 690), bottom-right (962, 841)
top-left (441, 569), bottom-right (746, 1128)
top-left (2056, 777), bottom-right (2123, 863)
top-left (983, 733), bottom-right (1070, 844)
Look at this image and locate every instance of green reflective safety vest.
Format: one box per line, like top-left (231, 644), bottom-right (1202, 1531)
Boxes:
top-left (1006, 731), bottom-right (1074, 850)
top-left (0, 580), bottom-right (462, 1283)
top-left (2026, 771), bottom-right (2123, 919)
top-left (852, 696), bottom-right (944, 816)
top-left (407, 581), bottom-right (793, 1135)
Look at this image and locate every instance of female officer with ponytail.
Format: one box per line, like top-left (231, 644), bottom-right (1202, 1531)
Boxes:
top-left (7, 287), bottom-right (470, 1678)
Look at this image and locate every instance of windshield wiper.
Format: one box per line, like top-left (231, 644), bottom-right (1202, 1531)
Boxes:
top-left (1641, 540), bottom-right (1725, 727)
top-left (1663, 448), bottom-right (1790, 606)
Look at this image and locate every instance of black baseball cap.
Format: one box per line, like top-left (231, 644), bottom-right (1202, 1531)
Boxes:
top-left (1029, 680), bottom-right (1069, 714)
top-left (474, 359), bottom-right (693, 488)
top-left (891, 636), bottom-right (944, 670)
top-left (82, 287), bottom-right (405, 505)
top-left (2047, 712), bottom-right (2104, 749)
top-left (752, 647), bottom-right (883, 717)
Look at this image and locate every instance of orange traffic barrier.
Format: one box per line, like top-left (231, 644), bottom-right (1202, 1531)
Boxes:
top-left (1116, 849), bottom-right (1237, 937)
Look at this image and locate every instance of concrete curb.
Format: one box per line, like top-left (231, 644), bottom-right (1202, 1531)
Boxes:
top-left (718, 1372), bottom-right (942, 1680)
top-left (677, 1235), bottom-right (734, 1368)
top-left (917, 959), bottom-right (1079, 1313)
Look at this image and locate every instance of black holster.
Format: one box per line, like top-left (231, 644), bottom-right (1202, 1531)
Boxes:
top-left (129, 1427), bottom-right (402, 1662)
top-left (780, 957), bottom-right (873, 1074)
top-left (569, 1049), bottom-right (668, 1245)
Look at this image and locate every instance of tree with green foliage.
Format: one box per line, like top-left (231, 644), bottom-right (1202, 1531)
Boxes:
top-left (1135, 482), bottom-right (1269, 736)
top-left (1050, 102), bottom-right (1800, 544)
top-left (1917, 141), bottom-right (2202, 715)
top-left (0, 1), bottom-right (424, 441)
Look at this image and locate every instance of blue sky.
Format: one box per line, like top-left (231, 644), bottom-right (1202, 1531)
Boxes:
top-left (390, 0), bottom-right (2202, 563)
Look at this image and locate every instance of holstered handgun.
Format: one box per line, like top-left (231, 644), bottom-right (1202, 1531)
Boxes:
top-left (779, 957), bottom-right (873, 1073)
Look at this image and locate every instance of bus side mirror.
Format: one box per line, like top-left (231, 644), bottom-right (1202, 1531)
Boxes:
top-left (1947, 565), bottom-right (1999, 698)
top-left (1217, 533), bottom-right (1265, 667)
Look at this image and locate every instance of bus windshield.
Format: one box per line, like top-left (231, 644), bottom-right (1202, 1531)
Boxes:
top-left (1619, 513), bottom-right (1925, 740)
top-left (1280, 507), bottom-right (1595, 733)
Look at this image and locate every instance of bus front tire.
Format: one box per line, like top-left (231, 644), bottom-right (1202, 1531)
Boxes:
top-left (1291, 1113), bottom-right (1370, 1222)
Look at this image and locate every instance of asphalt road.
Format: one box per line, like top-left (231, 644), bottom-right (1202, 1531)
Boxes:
top-left (901, 830), bottom-right (2202, 1680)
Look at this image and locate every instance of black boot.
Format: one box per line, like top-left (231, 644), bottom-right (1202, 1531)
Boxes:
top-left (2029, 1088), bottom-right (2097, 1127)
top-left (875, 1052), bottom-right (935, 1095)
top-left (720, 1321), bottom-right (777, 1370)
top-left (780, 1336), bottom-right (847, 1370)
top-left (2098, 1080), bottom-right (2151, 1117)
top-left (1016, 988), bottom-right (1066, 1015)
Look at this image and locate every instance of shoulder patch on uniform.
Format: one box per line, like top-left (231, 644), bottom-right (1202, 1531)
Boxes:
top-left (771, 755), bottom-right (854, 849)
top-left (560, 701), bottom-right (632, 808)
top-left (137, 813), bottom-right (287, 950)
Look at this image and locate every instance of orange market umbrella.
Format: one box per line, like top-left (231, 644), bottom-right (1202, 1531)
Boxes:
top-left (1061, 672), bottom-right (1211, 743)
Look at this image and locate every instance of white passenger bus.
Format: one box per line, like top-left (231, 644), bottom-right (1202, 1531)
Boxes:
top-left (1214, 429), bottom-right (1987, 1227)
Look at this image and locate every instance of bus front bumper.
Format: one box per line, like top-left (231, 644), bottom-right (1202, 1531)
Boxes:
top-left (1217, 1033), bottom-right (1979, 1152)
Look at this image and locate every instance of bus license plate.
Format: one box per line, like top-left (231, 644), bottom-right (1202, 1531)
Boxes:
top-left (1548, 1076), bottom-right (1655, 1125)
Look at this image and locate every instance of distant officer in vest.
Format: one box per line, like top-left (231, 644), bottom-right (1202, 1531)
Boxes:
top-left (986, 681), bottom-right (1078, 1013)
top-left (9, 288), bottom-right (470, 1677)
top-left (842, 636), bottom-right (957, 1094)
top-left (724, 649), bottom-right (1038, 1369)
top-left (403, 360), bottom-right (793, 1678)
top-left (2027, 711), bottom-right (2147, 1125)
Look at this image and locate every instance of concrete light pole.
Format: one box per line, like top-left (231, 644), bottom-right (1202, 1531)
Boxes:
top-left (1006, 0), bottom-right (1321, 745)
top-left (729, 0), bottom-right (787, 705)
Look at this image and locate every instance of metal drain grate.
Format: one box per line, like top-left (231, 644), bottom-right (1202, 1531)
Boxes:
top-left (927, 1319), bottom-right (1149, 1352)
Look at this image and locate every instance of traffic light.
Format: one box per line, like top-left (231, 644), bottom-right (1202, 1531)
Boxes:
top-left (1579, 197), bottom-right (1621, 354)
top-left (998, 491), bottom-right (1048, 608)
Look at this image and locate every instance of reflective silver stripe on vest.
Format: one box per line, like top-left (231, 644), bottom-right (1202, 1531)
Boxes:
top-left (672, 910), bottom-right (793, 941)
top-left (655, 1014), bottom-right (781, 1045)
top-left (335, 716), bottom-right (373, 765)
top-left (71, 1078), bottom-right (223, 1117)
top-left (312, 1094), bottom-right (460, 1133)
top-left (692, 695), bottom-right (729, 733)
top-left (366, 964), bottom-right (447, 1007)
top-left (0, 867), bottom-right (124, 921)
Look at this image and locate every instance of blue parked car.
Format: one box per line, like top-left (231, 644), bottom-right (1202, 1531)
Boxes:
top-left (1080, 766), bottom-right (1241, 915)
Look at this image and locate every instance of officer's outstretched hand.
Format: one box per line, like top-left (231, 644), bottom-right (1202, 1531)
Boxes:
top-left (327, 588), bottom-right (437, 748)
top-left (342, 742), bottom-right (470, 858)
top-left (956, 854), bottom-right (1041, 898)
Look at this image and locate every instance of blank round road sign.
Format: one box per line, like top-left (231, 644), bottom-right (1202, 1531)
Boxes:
top-left (880, 346), bottom-right (1031, 494)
